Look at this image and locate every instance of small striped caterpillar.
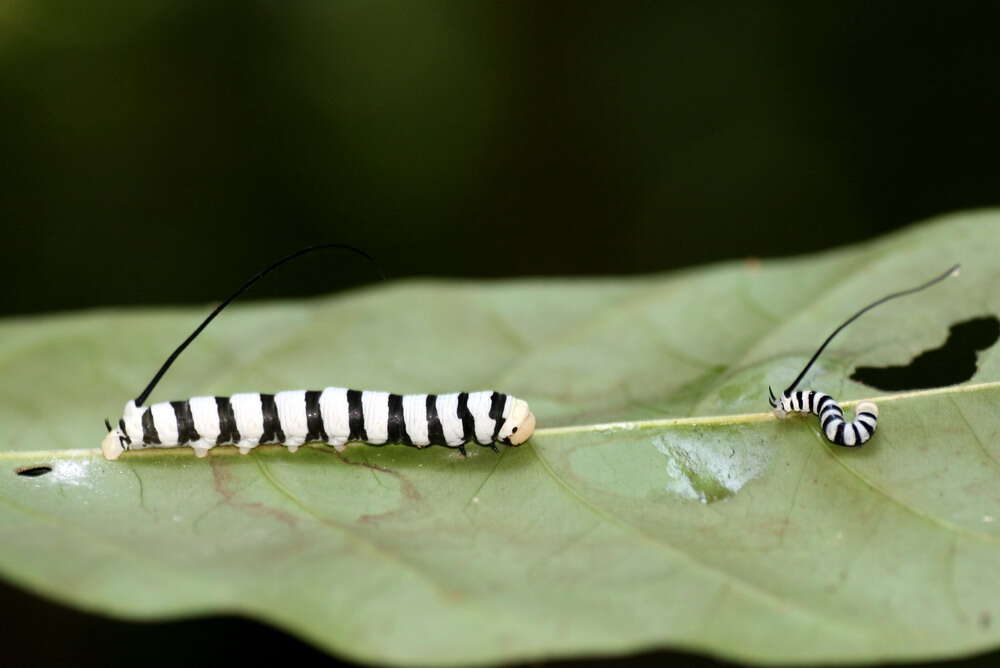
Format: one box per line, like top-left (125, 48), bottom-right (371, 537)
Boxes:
top-left (768, 264), bottom-right (959, 447)
top-left (101, 245), bottom-right (536, 460)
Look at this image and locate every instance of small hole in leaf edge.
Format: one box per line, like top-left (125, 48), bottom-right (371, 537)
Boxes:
top-left (16, 465), bottom-right (52, 477)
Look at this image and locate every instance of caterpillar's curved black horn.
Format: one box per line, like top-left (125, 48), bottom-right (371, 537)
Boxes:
top-left (768, 386), bottom-right (777, 406)
top-left (781, 263), bottom-right (959, 395)
top-left (104, 418), bottom-right (113, 433)
top-left (133, 243), bottom-right (383, 408)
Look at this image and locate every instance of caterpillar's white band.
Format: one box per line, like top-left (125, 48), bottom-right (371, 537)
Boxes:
top-left (402, 393), bottom-right (429, 446)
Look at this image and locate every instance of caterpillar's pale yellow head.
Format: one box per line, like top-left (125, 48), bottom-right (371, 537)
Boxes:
top-left (101, 426), bottom-right (126, 460)
top-left (499, 398), bottom-right (535, 446)
top-left (102, 401), bottom-right (140, 461)
top-left (768, 386), bottom-right (790, 419)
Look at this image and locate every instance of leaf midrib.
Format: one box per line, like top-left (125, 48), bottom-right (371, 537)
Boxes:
top-left (3, 380), bottom-right (997, 461)
top-left (6, 380), bottom-right (998, 549)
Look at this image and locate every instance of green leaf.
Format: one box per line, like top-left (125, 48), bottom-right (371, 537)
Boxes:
top-left (2, 210), bottom-right (1000, 665)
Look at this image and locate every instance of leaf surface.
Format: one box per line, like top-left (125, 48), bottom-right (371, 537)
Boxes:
top-left (2, 211), bottom-right (1000, 665)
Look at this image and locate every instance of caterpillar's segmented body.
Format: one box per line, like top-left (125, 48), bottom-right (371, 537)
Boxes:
top-left (103, 388), bottom-right (534, 460)
top-left (772, 391), bottom-right (878, 447)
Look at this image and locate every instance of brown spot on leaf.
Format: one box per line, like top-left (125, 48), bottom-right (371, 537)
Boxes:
top-left (321, 449), bottom-right (421, 522)
top-left (210, 459), bottom-right (297, 527)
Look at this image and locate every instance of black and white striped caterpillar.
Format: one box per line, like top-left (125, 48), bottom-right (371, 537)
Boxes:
top-left (768, 264), bottom-right (958, 447)
top-left (101, 245), bottom-right (536, 461)
top-left (769, 390), bottom-right (878, 447)
top-left (102, 390), bottom-right (534, 460)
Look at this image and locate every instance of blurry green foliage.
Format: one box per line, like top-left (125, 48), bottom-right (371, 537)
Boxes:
top-left (1, 2), bottom-right (999, 315)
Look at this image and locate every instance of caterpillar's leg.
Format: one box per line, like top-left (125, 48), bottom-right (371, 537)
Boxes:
top-left (457, 444), bottom-right (468, 457)
top-left (484, 443), bottom-right (500, 454)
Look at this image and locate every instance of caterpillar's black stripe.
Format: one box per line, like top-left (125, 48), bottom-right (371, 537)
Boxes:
top-left (215, 396), bottom-right (240, 445)
top-left (385, 393), bottom-right (409, 445)
top-left (489, 392), bottom-right (506, 441)
top-left (118, 419), bottom-right (131, 444)
top-left (171, 400), bottom-right (200, 444)
top-left (304, 390), bottom-right (327, 443)
top-left (456, 392), bottom-right (475, 444)
top-left (260, 394), bottom-right (286, 443)
top-left (821, 413), bottom-right (837, 432)
top-left (141, 408), bottom-right (161, 444)
top-left (347, 389), bottom-right (367, 441)
top-left (426, 394), bottom-right (445, 445)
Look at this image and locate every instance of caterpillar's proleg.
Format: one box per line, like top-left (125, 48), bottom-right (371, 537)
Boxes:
top-left (102, 388), bottom-right (535, 460)
top-left (772, 390), bottom-right (878, 447)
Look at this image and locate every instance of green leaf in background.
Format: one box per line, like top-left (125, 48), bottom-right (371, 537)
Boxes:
top-left (2, 211), bottom-right (1000, 665)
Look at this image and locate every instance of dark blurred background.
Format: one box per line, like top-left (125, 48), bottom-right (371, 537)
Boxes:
top-left (3, 1), bottom-right (1000, 666)
top-left (2, 1), bottom-right (999, 317)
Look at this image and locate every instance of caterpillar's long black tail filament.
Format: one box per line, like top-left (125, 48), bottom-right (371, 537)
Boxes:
top-left (782, 263), bottom-right (960, 396)
top-left (769, 263), bottom-right (958, 447)
top-left (133, 244), bottom-right (383, 408)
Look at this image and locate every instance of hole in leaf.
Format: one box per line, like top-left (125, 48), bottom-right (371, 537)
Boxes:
top-left (851, 315), bottom-right (1000, 391)
top-left (16, 465), bottom-right (52, 477)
